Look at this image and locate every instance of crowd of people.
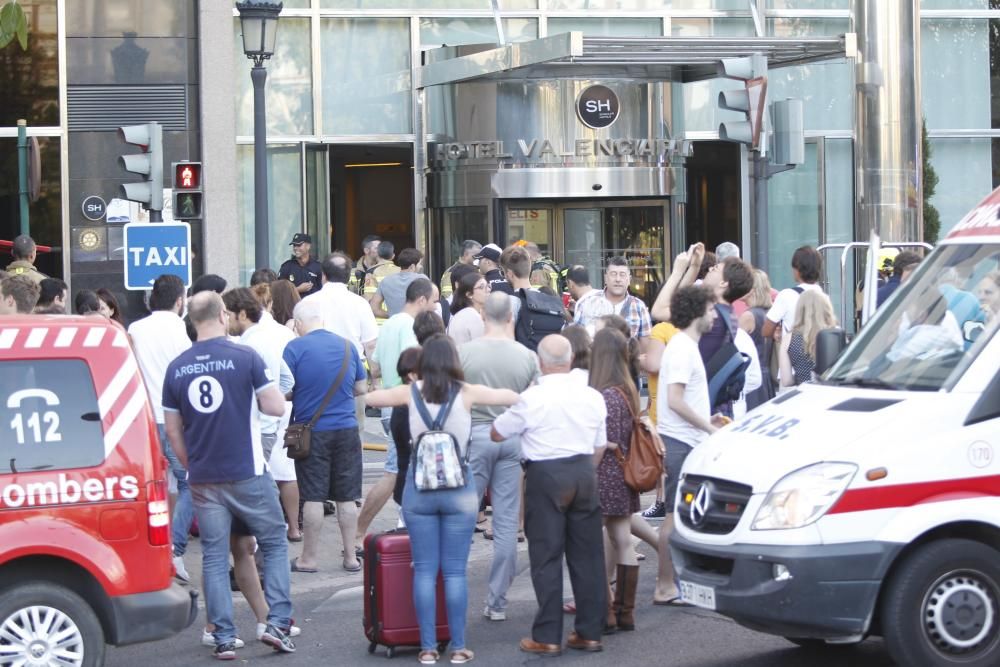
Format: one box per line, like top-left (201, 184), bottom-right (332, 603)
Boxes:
top-left (9, 226), bottom-right (1000, 664)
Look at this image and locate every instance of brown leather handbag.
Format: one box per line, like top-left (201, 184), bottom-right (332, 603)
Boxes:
top-left (284, 339), bottom-right (352, 460)
top-left (613, 387), bottom-right (665, 493)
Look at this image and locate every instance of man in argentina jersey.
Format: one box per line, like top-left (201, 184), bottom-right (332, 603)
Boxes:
top-left (162, 291), bottom-right (296, 659)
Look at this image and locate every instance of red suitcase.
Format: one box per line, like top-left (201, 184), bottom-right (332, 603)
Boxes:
top-left (364, 529), bottom-right (450, 658)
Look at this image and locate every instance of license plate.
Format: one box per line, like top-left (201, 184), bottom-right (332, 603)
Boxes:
top-left (679, 580), bottom-right (716, 610)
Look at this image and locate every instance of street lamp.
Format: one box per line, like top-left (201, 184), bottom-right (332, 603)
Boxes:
top-left (236, 0), bottom-right (282, 271)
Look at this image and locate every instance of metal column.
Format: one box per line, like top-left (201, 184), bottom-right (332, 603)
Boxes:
top-left (851, 0), bottom-right (922, 242)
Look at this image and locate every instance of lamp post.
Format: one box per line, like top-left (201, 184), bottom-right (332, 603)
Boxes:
top-left (236, 0), bottom-right (282, 271)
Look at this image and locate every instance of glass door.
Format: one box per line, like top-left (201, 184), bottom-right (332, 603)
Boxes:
top-left (430, 206), bottom-right (489, 280)
top-left (303, 143), bottom-right (331, 262)
top-left (496, 199), bottom-right (669, 305)
top-left (766, 138), bottom-right (826, 290)
top-left (562, 207), bottom-right (604, 291)
top-left (607, 205), bottom-right (667, 304)
top-left (560, 201), bottom-right (668, 305)
top-left (505, 206), bottom-right (554, 257)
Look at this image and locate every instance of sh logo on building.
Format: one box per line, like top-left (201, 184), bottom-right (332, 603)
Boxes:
top-left (577, 85), bottom-right (620, 129)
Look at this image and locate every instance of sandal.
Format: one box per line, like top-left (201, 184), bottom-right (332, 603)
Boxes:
top-left (450, 648), bottom-right (474, 664)
top-left (418, 649), bottom-right (440, 664)
top-left (290, 557), bottom-right (317, 573)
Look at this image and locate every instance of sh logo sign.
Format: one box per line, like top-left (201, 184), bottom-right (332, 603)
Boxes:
top-left (577, 85), bottom-right (620, 129)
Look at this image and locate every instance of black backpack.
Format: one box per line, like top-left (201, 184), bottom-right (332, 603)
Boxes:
top-left (514, 288), bottom-right (565, 352)
top-left (705, 305), bottom-right (752, 410)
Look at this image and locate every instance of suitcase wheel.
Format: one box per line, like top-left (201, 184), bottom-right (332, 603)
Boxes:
top-left (368, 642), bottom-right (377, 655)
top-left (438, 642), bottom-right (448, 653)
top-left (385, 646), bottom-right (396, 659)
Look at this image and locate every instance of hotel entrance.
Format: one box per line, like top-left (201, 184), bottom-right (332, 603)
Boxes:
top-left (500, 200), bottom-right (668, 304)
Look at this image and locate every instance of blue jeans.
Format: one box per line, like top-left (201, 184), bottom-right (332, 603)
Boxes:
top-left (158, 424), bottom-right (193, 557)
top-left (381, 407), bottom-right (398, 474)
top-left (191, 473), bottom-right (293, 646)
top-left (402, 470), bottom-right (478, 651)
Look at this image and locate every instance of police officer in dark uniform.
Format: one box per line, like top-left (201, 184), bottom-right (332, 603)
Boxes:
top-left (278, 233), bottom-right (323, 296)
top-left (475, 243), bottom-right (514, 295)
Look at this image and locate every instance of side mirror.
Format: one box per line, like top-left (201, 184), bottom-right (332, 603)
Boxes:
top-left (814, 327), bottom-right (847, 376)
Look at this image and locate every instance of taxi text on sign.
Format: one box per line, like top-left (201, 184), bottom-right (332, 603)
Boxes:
top-left (122, 222), bottom-right (192, 290)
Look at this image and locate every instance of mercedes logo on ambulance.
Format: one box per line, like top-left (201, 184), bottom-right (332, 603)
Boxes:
top-left (576, 85), bottom-right (620, 129)
top-left (690, 483), bottom-right (712, 527)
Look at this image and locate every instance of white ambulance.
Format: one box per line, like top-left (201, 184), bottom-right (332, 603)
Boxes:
top-left (671, 188), bottom-right (1000, 667)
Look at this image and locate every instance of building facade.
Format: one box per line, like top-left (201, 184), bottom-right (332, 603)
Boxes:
top-left (4, 1), bottom-right (999, 324)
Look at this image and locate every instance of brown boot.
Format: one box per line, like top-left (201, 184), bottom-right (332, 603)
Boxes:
top-left (616, 564), bottom-right (640, 631)
top-left (604, 578), bottom-right (619, 634)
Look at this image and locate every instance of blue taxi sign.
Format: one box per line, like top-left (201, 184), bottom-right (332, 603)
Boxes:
top-left (122, 222), bottom-right (192, 290)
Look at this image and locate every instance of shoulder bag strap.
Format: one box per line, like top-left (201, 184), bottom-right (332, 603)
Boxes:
top-left (612, 385), bottom-right (639, 419)
top-left (410, 383), bottom-right (435, 429)
top-left (431, 385), bottom-right (460, 430)
top-left (716, 304), bottom-right (737, 344)
top-left (307, 338), bottom-right (353, 428)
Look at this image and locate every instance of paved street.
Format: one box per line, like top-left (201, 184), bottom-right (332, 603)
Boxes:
top-left (104, 419), bottom-right (898, 666)
top-left (107, 534), bottom-right (896, 666)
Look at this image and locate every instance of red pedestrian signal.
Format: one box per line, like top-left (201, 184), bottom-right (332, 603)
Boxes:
top-left (171, 161), bottom-right (204, 220)
top-left (174, 162), bottom-right (201, 190)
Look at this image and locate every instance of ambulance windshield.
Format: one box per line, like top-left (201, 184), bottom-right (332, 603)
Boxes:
top-left (825, 242), bottom-right (1000, 391)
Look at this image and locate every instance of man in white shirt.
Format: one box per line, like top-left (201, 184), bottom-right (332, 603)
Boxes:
top-left (301, 252), bottom-right (379, 430)
top-left (492, 335), bottom-right (608, 656)
top-left (762, 245), bottom-right (824, 338)
top-left (127, 274), bottom-right (193, 581)
top-left (223, 287), bottom-right (300, 540)
top-left (654, 285), bottom-right (725, 605)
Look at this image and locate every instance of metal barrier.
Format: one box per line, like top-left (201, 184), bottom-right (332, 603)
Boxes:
top-left (818, 235), bottom-right (933, 330)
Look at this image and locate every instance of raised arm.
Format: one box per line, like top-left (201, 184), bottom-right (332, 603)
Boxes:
top-left (650, 243), bottom-right (705, 322)
top-left (366, 384), bottom-right (410, 408)
top-left (464, 383), bottom-right (521, 407)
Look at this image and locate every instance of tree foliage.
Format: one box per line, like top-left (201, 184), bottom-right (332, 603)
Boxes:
top-left (0, 1), bottom-right (27, 51)
top-left (922, 119), bottom-right (940, 244)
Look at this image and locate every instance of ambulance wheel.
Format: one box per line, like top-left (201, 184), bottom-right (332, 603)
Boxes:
top-left (881, 538), bottom-right (1000, 667)
top-left (0, 581), bottom-right (105, 667)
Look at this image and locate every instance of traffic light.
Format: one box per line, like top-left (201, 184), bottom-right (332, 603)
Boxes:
top-left (717, 55), bottom-right (768, 150)
top-left (771, 99), bottom-right (805, 165)
top-left (118, 122), bottom-right (164, 213)
top-left (171, 161), bottom-right (204, 220)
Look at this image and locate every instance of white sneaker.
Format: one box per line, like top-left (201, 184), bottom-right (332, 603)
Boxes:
top-left (482, 606), bottom-right (506, 622)
top-left (173, 555), bottom-right (191, 583)
top-left (256, 622), bottom-right (300, 639)
top-left (201, 630), bottom-right (245, 648)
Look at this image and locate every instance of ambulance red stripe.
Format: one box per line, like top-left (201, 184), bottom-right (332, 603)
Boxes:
top-left (828, 474), bottom-right (1000, 515)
